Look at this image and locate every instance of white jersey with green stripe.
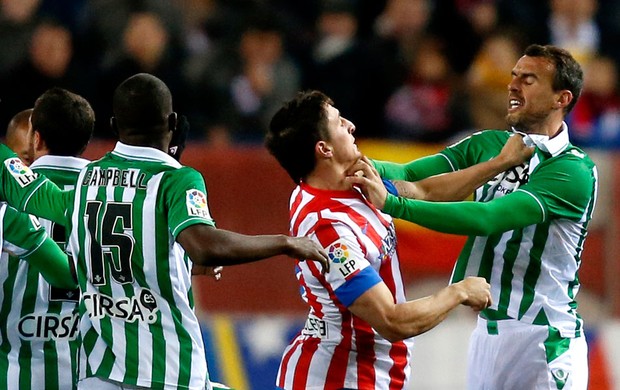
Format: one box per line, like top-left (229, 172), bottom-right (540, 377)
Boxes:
top-left (0, 200), bottom-right (62, 389)
top-left (65, 143), bottom-right (215, 389)
top-left (444, 128), bottom-right (598, 338)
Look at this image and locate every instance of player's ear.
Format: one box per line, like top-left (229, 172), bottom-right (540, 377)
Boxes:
top-left (110, 117), bottom-right (118, 136)
top-left (556, 90), bottom-right (572, 109)
top-left (316, 140), bottom-right (333, 158)
top-left (168, 112), bottom-right (178, 133)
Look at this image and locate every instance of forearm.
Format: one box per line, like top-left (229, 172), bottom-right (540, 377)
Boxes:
top-left (389, 284), bottom-right (467, 339)
top-left (179, 225), bottom-right (291, 266)
top-left (204, 231), bottom-right (293, 265)
top-left (351, 282), bottom-right (467, 342)
top-left (383, 191), bottom-right (543, 235)
top-left (24, 238), bottom-right (78, 290)
top-left (410, 156), bottom-right (518, 201)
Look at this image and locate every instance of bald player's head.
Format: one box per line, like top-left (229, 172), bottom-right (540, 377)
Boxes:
top-left (5, 108), bottom-right (34, 165)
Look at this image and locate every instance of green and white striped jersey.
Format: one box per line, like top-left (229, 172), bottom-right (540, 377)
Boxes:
top-left (0, 155), bottom-right (87, 390)
top-left (442, 128), bottom-right (598, 337)
top-left (0, 201), bottom-right (58, 389)
top-left (0, 142), bottom-right (217, 389)
top-left (68, 143), bottom-right (215, 389)
top-left (376, 127), bottom-right (598, 338)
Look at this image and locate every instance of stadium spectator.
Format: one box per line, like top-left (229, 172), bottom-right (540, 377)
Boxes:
top-left (0, 87), bottom-right (93, 389)
top-left (350, 44), bottom-right (597, 390)
top-left (568, 54), bottom-right (620, 148)
top-left (464, 28), bottom-right (524, 131)
top-left (94, 11), bottom-right (188, 138)
top-left (265, 90), bottom-right (533, 389)
top-left (384, 35), bottom-right (469, 142)
top-left (0, 19), bottom-right (92, 134)
top-left (0, 73), bottom-right (328, 389)
top-left (546, 0), bottom-right (600, 66)
top-left (191, 12), bottom-right (300, 144)
top-left (303, 0), bottom-right (378, 139)
top-left (366, 0), bottom-right (434, 137)
top-left (4, 108), bottom-right (34, 165)
top-left (0, 0), bottom-right (41, 74)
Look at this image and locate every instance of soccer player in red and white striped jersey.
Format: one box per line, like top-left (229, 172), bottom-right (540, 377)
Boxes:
top-left (266, 90), bottom-right (496, 390)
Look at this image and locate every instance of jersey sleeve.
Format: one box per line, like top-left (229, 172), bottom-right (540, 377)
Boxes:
top-left (0, 144), bottom-right (69, 224)
top-left (2, 204), bottom-right (77, 289)
top-left (439, 130), bottom-right (510, 170)
top-left (2, 204), bottom-right (47, 256)
top-left (372, 154), bottom-right (454, 181)
top-left (314, 221), bottom-right (382, 307)
top-left (382, 190), bottom-right (544, 236)
top-left (517, 152), bottom-right (597, 221)
top-left (163, 167), bottom-right (216, 239)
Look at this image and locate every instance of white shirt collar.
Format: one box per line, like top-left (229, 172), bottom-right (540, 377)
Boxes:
top-left (112, 142), bottom-right (182, 168)
top-left (511, 122), bottom-right (570, 157)
top-left (30, 155), bottom-right (90, 170)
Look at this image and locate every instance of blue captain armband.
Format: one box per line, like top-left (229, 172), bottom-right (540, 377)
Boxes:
top-left (382, 179), bottom-right (399, 196)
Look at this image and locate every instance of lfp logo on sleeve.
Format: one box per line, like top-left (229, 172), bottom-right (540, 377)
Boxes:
top-left (4, 158), bottom-right (38, 187)
top-left (328, 241), bottom-right (360, 279)
top-left (186, 189), bottom-right (211, 219)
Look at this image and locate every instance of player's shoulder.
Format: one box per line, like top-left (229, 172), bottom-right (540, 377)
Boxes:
top-left (545, 145), bottom-right (597, 175)
top-left (561, 145), bottom-right (596, 166)
top-left (446, 129), bottom-right (509, 148)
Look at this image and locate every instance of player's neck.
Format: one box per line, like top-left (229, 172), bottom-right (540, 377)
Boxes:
top-left (119, 135), bottom-right (168, 153)
top-left (306, 164), bottom-right (351, 191)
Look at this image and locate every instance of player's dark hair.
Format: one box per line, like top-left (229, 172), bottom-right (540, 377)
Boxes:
top-left (265, 90), bottom-right (333, 183)
top-left (31, 87), bottom-right (94, 156)
top-left (112, 73), bottom-right (173, 137)
top-left (523, 44), bottom-right (584, 114)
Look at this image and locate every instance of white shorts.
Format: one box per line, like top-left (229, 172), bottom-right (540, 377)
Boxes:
top-left (77, 377), bottom-right (149, 389)
top-left (467, 317), bottom-right (588, 390)
top-left (78, 376), bottom-right (225, 390)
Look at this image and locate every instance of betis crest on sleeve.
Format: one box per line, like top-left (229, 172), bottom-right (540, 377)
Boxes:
top-left (4, 158), bottom-right (38, 187)
top-left (186, 189), bottom-right (211, 219)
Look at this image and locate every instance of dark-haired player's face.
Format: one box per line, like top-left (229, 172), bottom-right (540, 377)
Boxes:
top-left (324, 104), bottom-right (360, 165)
top-left (506, 55), bottom-right (564, 133)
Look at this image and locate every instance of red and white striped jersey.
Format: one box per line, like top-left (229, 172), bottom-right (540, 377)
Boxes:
top-left (277, 183), bottom-right (413, 390)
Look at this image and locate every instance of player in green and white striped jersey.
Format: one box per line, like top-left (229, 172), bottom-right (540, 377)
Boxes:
top-left (350, 45), bottom-right (596, 389)
top-left (0, 73), bottom-right (328, 390)
top-left (0, 174), bottom-right (79, 388)
top-left (0, 88), bottom-right (94, 390)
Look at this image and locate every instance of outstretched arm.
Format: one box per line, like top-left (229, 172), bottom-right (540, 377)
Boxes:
top-left (177, 224), bottom-right (330, 273)
top-left (382, 190), bottom-right (544, 236)
top-left (349, 276), bottom-right (491, 342)
top-left (352, 134), bottom-right (533, 202)
top-left (2, 205), bottom-right (77, 289)
top-left (24, 237), bottom-right (78, 290)
top-left (396, 134), bottom-right (533, 201)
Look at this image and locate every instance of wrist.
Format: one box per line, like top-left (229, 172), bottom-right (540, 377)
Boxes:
top-left (449, 282), bottom-right (468, 304)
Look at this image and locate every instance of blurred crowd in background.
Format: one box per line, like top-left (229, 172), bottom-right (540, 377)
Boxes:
top-left (1, 0), bottom-right (620, 148)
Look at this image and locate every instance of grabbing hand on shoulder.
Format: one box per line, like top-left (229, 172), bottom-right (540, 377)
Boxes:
top-left (285, 236), bottom-right (330, 274)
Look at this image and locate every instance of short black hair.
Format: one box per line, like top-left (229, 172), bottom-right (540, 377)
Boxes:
top-left (265, 90), bottom-right (333, 183)
top-left (31, 88), bottom-right (94, 156)
top-left (523, 44), bottom-right (584, 114)
top-left (112, 73), bottom-right (173, 136)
